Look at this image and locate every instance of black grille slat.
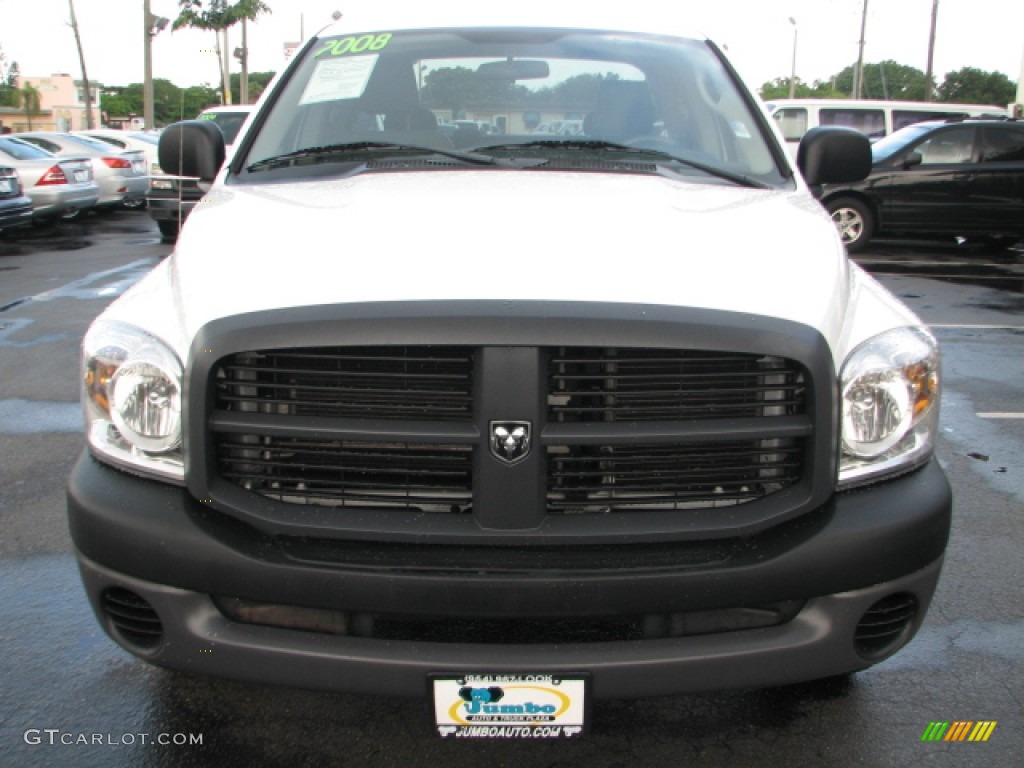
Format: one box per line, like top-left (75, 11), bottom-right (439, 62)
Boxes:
top-left (217, 435), bottom-right (473, 512)
top-left (549, 347), bottom-right (806, 423)
top-left (215, 346), bottom-right (474, 422)
top-left (547, 439), bottom-right (804, 513)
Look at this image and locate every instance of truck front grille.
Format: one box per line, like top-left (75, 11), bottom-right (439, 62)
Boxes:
top-left (216, 346), bottom-right (474, 421)
top-left (200, 331), bottom-right (824, 531)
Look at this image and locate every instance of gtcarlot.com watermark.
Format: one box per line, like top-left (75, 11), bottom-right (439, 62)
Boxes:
top-left (24, 729), bottom-right (203, 747)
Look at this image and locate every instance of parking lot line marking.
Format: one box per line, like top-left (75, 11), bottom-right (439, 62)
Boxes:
top-left (930, 324), bottom-right (1024, 330)
top-left (976, 413), bottom-right (1024, 419)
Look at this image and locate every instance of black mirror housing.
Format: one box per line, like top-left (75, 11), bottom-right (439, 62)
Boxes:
top-left (158, 120), bottom-right (226, 181)
top-left (797, 126), bottom-right (872, 187)
top-left (903, 150), bottom-right (923, 169)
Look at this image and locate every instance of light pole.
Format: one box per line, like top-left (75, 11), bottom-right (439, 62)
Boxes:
top-left (924, 0), bottom-right (939, 101)
top-left (853, 0), bottom-right (869, 99)
top-left (788, 17), bottom-right (798, 99)
top-left (143, 0), bottom-right (169, 130)
top-left (234, 18), bottom-right (249, 104)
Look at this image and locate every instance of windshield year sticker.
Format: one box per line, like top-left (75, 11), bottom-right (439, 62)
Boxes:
top-left (299, 54), bottom-right (379, 105)
top-left (314, 33), bottom-right (392, 58)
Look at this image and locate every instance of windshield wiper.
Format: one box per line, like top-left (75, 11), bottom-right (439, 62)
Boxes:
top-left (473, 139), bottom-right (771, 189)
top-left (248, 142), bottom-right (499, 171)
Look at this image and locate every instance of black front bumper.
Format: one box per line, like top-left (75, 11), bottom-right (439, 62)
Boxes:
top-left (68, 452), bottom-right (952, 698)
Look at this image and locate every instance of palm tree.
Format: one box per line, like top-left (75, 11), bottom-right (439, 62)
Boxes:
top-left (17, 83), bottom-right (40, 130)
top-left (68, 0), bottom-right (95, 128)
top-left (173, 1), bottom-right (270, 107)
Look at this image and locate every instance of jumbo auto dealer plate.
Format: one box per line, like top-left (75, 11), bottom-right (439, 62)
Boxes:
top-left (432, 674), bottom-right (589, 739)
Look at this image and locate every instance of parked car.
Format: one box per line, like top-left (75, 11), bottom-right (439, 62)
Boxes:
top-left (70, 6), bottom-right (950, 734)
top-left (77, 130), bottom-right (162, 209)
top-left (148, 105), bottom-right (254, 241)
top-left (13, 131), bottom-right (148, 212)
top-left (0, 135), bottom-right (98, 221)
top-left (768, 99), bottom-right (1008, 161)
top-left (0, 166), bottom-right (34, 233)
top-left (821, 117), bottom-right (1024, 252)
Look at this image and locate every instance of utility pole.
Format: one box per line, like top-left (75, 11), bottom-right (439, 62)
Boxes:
top-left (221, 28), bottom-right (232, 105)
top-left (1016, 45), bottom-right (1024, 112)
top-left (788, 18), bottom-right (798, 99)
top-left (67, 0), bottom-right (94, 128)
top-left (853, 0), bottom-right (869, 99)
top-left (143, 1), bottom-right (169, 130)
top-left (241, 17), bottom-right (248, 104)
top-left (924, 0), bottom-right (939, 101)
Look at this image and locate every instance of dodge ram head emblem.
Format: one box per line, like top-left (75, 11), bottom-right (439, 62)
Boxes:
top-left (490, 421), bottom-right (532, 464)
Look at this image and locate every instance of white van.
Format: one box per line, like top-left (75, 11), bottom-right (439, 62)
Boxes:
top-left (766, 98), bottom-right (1007, 158)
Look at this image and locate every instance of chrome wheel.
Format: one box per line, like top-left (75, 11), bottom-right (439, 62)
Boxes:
top-left (826, 197), bottom-right (873, 253)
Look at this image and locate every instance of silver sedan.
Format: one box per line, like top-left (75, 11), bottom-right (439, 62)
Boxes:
top-left (0, 135), bottom-right (99, 221)
top-left (13, 132), bottom-right (148, 211)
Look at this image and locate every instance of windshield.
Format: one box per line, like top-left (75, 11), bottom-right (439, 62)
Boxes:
top-left (870, 122), bottom-right (939, 163)
top-left (243, 27), bottom-right (785, 185)
top-left (199, 111), bottom-right (251, 145)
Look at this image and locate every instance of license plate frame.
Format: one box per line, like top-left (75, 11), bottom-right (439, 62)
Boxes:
top-left (431, 673), bottom-right (589, 739)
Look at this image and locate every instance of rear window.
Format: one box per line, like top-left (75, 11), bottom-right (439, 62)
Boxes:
top-left (0, 136), bottom-right (54, 160)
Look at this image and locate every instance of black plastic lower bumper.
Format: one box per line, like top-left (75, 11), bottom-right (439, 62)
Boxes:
top-left (67, 452), bottom-right (952, 698)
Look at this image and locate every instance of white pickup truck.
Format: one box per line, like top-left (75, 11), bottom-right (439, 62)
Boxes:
top-left (68, 4), bottom-right (950, 738)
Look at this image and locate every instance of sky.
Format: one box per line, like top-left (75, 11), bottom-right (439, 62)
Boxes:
top-left (1, 0), bottom-right (1022, 98)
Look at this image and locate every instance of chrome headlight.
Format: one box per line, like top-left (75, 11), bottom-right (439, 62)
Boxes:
top-left (837, 326), bottom-right (939, 489)
top-left (82, 321), bottom-right (184, 483)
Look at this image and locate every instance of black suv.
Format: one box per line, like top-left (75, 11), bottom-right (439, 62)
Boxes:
top-left (822, 117), bottom-right (1024, 252)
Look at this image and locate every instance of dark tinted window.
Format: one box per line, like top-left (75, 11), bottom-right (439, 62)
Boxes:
top-left (916, 126), bottom-right (974, 164)
top-left (0, 136), bottom-right (53, 160)
top-left (17, 136), bottom-right (62, 154)
top-left (820, 108), bottom-right (885, 138)
top-left (980, 126), bottom-right (1024, 162)
top-left (892, 110), bottom-right (964, 132)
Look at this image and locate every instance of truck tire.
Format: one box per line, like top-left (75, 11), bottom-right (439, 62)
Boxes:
top-left (826, 197), bottom-right (874, 253)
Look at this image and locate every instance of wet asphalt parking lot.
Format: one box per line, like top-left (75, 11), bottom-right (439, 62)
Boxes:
top-left (0, 212), bottom-right (1022, 767)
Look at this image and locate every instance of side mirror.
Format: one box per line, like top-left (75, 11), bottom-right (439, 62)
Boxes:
top-left (902, 151), bottom-right (923, 169)
top-left (157, 120), bottom-right (226, 181)
top-left (797, 126), bottom-right (872, 187)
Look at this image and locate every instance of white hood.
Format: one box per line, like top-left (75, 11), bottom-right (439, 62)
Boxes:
top-left (104, 169), bottom-right (920, 365)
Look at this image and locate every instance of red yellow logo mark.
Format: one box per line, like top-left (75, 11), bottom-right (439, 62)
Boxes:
top-left (921, 721), bottom-right (997, 742)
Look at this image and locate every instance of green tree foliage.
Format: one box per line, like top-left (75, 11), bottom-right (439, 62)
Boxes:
top-left (420, 67), bottom-right (529, 116)
top-left (832, 60), bottom-right (933, 101)
top-left (759, 77), bottom-right (845, 100)
top-left (230, 71), bottom-right (275, 104)
top-left (762, 60), bottom-right (1015, 107)
top-left (937, 67), bottom-right (1015, 106)
top-left (99, 79), bottom-right (220, 126)
top-left (0, 60), bottom-right (19, 108)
